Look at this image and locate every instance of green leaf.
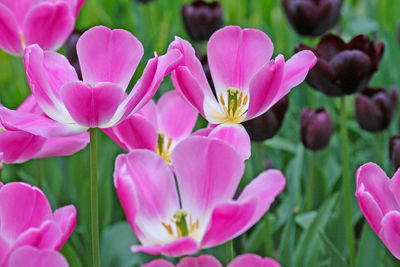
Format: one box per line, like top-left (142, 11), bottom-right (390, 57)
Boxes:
top-left (319, 230), bottom-right (348, 267)
top-left (355, 223), bottom-right (385, 267)
top-left (61, 243), bottom-right (83, 267)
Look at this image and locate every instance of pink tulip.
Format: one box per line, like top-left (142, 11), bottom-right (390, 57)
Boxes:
top-left (114, 136), bottom-right (286, 257)
top-left (0, 26), bottom-right (182, 137)
top-left (356, 162), bottom-right (400, 259)
top-left (143, 254), bottom-right (281, 267)
top-left (7, 246), bottom-right (69, 267)
top-left (168, 25), bottom-right (316, 124)
top-left (0, 182), bottom-right (76, 265)
top-left (0, 95), bottom-right (89, 166)
top-left (0, 0), bottom-right (84, 56)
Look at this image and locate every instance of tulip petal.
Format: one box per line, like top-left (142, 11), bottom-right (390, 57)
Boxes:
top-left (0, 131), bottom-right (46, 163)
top-left (23, 2), bottom-right (75, 51)
top-left (143, 259), bottom-right (175, 267)
top-left (17, 95), bottom-right (43, 114)
top-left (389, 168), bottom-right (400, 208)
top-left (178, 255), bottom-right (222, 267)
top-left (0, 4), bottom-right (23, 56)
top-left (114, 150), bottom-right (180, 245)
top-left (228, 254), bottom-right (281, 267)
top-left (60, 81), bottom-right (124, 128)
top-left (208, 123), bottom-right (251, 160)
top-left (8, 246), bottom-right (69, 267)
top-left (0, 0), bottom-right (33, 29)
top-left (131, 236), bottom-right (199, 257)
top-left (53, 205), bottom-right (76, 250)
top-left (24, 45), bottom-right (78, 123)
top-left (77, 26), bottom-right (143, 89)
top-left (157, 90), bottom-right (198, 143)
top-left (207, 26), bottom-right (273, 95)
top-left (380, 211), bottom-right (400, 259)
top-left (356, 188), bottom-right (383, 235)
top-left (35, 132), bottom-right (89, 159)
top-left (136, 100), bottom-right (158, 127)
top-left (172, 136), bottom-right (245, 226)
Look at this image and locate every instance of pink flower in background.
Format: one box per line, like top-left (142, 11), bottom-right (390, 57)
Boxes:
top-left (0, 182), bottom-right (76, 265)
top-left (0, 26), bottom-right (182, 137)
top-left (143, 254), bottom-right (281, 267)
top-left (356, 162), bottom-right (400, 259)
top-left (0, 0), bottom-right (84, 56)
top-left (0, 95), bottom-right (89, 167)
top-left (168, 25), bottom-right (316, 124)
top-left (7, 246), bottom-right (69, 267)
top-left (114, 136), bottom-right (285, 257)
top-left (104, 90), bottom-right (198, 164)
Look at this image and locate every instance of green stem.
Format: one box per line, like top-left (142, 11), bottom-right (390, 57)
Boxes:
top-left (37, 159), bottom-right (42, 188)
top-left (340, 97), bottom-right (355, 267)
top-left (305, 152), bottom-right (316, 211)
top-left (377, 132), bottom-right (384, 167)
top-left (226, 240), bottom-right (234, 264)
top-left (90, 128), bottom-right (100, 267)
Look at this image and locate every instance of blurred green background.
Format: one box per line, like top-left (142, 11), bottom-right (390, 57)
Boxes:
top-left (0, 0), bottom-right (400, 266)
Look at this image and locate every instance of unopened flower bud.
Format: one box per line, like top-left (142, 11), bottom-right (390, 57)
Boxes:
top-left (389, 136), bottom-right (400, 170)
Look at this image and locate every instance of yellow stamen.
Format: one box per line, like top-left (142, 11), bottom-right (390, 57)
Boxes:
top-left (217, 87), bottom-right (249, 123)
top-left (219, 93), bottom-right (225, 106)
top-left (161, 210), bottom-right (200, 240)
top-left (243, 95), bottom-right (248, 106)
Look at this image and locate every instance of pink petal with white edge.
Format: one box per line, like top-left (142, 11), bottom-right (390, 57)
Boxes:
top-left (53, 205), bottom-right (76, 250)
top-left (228, 254), bottom-right (281, 267)
top-left (0, 182), bottom-right (53, 242)
top-left (0, 106), bottom-right (87, 138)
top-left (114, 150), bottom-right (180, 245)
top-left (172, 136), bottom-right (245, 224)
top-left (246, 56), bottom-right (284, 119)
top-left (178, 255), bottom-right (222, 267)
top-left (209, 123), bottom-right (251, 160)
top-left (380, 211), bottom-right (400, 259)
top-left (356, 189), bottom-right (384, 235)
top-left (24, 45), bottom-right (78, 123)
top-left (157, 90), bottom-right (198, 142)
top-left (131, 236), bottom-right (199, 257)
top-left (77, 26), bottom-right (143, 89)
top-left (207, 26), bottom-right (273, 95)
top-left (143, 259), bottom-right (175, 267)
top-left (389, 168), bottom-right (400, 208)
top-left (60, 81), bottom-right (124, 128)
top-left (0, 0), bottom-right (33, 29)
top-left (35, 132), bottom-right (89, 159)
top-left (8, 246), bottom-right (69, 267)
top-left (0, 235), bottom-right (11, 265)
top-left (0, 4), bottom-right (23, 56)
top-left (201, 170), bottom-right (285, 248)
top-left (17, 95), bottom-right (43, 114)
top-left (23, 2), bottom-right (75, 51)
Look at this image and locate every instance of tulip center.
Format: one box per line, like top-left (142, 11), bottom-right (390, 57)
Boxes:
top-left (219, 87), bottom-right (248, 123)
top-left (156, 132), bottom-right (172, 164)
top-left (161, 209), bottom-right (199, 239)
top-left (19, 33), bottom-right (26, 49)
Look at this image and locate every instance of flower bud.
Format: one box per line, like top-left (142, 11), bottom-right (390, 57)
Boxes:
top-left (300, 107), bottom-right (334, 151)
top-left (282, 0), bottom-right (343, 37)
top-left (243, 96), bottom-right (289, 142)
top-left (296, 34), bottom-right (384, 97)
top-left (355, 87), bottom-right (398, 132)
top-left (65, 30), bottom-right (83, 80)
top-left (181, 0), bottom-right (223, 42)
top-left (389, 136), bottom-right (400, 170)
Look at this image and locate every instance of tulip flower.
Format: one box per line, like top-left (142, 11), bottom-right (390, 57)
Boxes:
top-left (181, 0), bottom-right (223, 42)
top-left (0, 182), bottom-right (76, 265)
top-left (169, 26), bottom-right (316, 125)
top-left (300, 107), bottom-right (334, 151)
top-left (389, 136), bottom-right (400, 170)
top-left (65, 30), bottom-right (85, 80)
top-left (356, 162), bottom-right (400, 259)
top-left (114, 136), bottom-right (286, 256)
top-left (0, 26), bottom-right (182, 137)
top-left (355, 87), bottom-right (398, 133)
top-left (143, 254), bottom-right (281, 267)
top-left (282, 0), bottom-right (343, 37)
top-left (7, 246), bottom-right (69, 267)
top-left (296, 34), bottom-right (384, 97)
top-left (0, 95), bottom-right (89, 166)
top-left (0, 0), bottom-right (85, 56)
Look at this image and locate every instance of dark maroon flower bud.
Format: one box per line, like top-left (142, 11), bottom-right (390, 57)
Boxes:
top-left (282, 0), bottom-right (343, 37)
top-left (389, 136), bottom-right (400, 170)
top-left (181, 0), bottom-right (223, 42)
top-left (300, 107), bottom-right (334, 151)
top-left (243, 96), bottom-right (289, 142)
top-left (355, 87), bottom-right (398, 132)
top-left (65, 30), bottom-right (83, 80)
top-left (296, 34), bottom-right (385, 97)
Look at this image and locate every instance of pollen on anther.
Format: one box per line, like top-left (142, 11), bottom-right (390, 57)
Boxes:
top-left (243, 95), bottom-right (248, 106)
top-left (220, 93), bottom-right (225, 106)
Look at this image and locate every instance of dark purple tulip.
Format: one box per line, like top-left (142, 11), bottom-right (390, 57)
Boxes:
top-left (300, 107), bottom-right (334, 151)
top-left (181, 0), bottom-right (223, 42)
top-left (389, 136), bottom-right (400, 170)
top-left (65, 30), bottom-right (83, 80)
top-left (296, 34), bottom-right (385, 97)
top-left (355, 87), bottom-right (398, 132)
top-left (282, 0), bottom-right (343, 37)
top-left (243, 96), bottom-right (289, 142)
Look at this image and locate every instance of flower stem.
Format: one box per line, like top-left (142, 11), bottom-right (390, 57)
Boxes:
top-left (226, 240), bottom-right (234, 264)
top-left (37, 159), bottom-right (42, 188)
top-left (90, 128), bottom-right (100, 267)
top-left (340, 97), bottom-right (355, 267)
top-left (305, 152), bottom-right (316, 211)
